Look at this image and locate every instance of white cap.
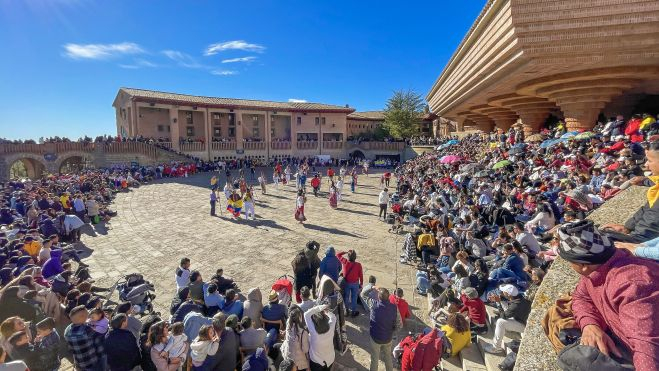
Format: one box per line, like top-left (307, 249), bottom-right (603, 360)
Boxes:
top-left (500, 284), bottom-right (519, 297)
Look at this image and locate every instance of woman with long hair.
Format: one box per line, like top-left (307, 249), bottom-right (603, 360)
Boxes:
top-left (279, 305), bottom-right (310, 370)
top-left (328, 181), bottom-right (338, 209)
top-left (441, 313), bottom-right (471, 356)
top-left (146, 321), bottom-right (182, 371)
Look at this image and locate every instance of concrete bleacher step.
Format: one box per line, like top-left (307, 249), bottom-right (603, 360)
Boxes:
top-left (470, 305), bottom-right (522, 371)
top-left (459, 343), bottom-right (488, 371)
top-left (441, 355), bottom-right (463, 371)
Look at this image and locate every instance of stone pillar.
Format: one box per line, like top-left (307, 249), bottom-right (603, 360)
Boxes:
top-left (558, 102), bottom-right (603, 131)
top-left (204, 108), bottom-right (212, 161)
top-left (492, 117), bottom-right (516, 132)
top-left (455, 117), bottom-right (466, 132)
top-left (235, 110), bottom-right (244, 152)
top-left (169, 107), bottom-right (180, 150)
top-left (517, 110), bottom-right (550, 135)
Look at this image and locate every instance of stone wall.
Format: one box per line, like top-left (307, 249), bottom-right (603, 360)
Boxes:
top-left (514, 186), bottom-right (649, 370)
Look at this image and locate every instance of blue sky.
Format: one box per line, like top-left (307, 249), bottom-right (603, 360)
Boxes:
top-left (0, 0), bottom-right (486, 140)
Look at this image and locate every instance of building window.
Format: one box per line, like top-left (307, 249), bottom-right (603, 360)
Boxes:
top-left (297, 117), bottom-right (301, 125)
top-left (229, 127), bottom-right (235, 137)
top-left (213, 128), bottom-right (221, 137)
top-left (321, 117), bottom-right (326, 125)
top-left (186, 126), bottom-right (194, 136)
top-left (252, 127), bottom-right (260, 137)
top-left (315, 117), bottom-right (320, 125)
top-left (252, 115), bottom-right (259, 123)
top-left (186, 112), bottom-right (193, 125)
top-left (157, 125), bottom-right (164, 132)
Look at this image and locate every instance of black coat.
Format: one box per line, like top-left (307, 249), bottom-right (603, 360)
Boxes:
top-left (104, 329), bottom-right (141, 371)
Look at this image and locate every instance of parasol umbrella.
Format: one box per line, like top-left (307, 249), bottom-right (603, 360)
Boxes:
top-left (474, 170), bottom-right (490, 178)
top-left (440, 155), bottom-right (462, 164)
top-left (460, 163), bottom-right (482, 172)
top-left (526, 133), bottom-right (544, 142)
top-left (560, 131), bottom-right (579, 139)
top-left (492, 160), bottom-right (512, 169)
top-left (508, 147), bottom-right (525, 155)
top-left (573, 131), bottom-right (595, 141)
top-left (446, 139), bottom-right (459, 145)
top-left (539, 138), bottom-right (566, 149)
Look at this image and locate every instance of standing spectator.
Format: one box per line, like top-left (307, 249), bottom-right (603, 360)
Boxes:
top-left (319, 246), bottom-right (341, 283)
top-left (378, 188), bottom-right (389, 220)
top-left (304, 304), bottom-right (336, 371)
top-left (104, 314), bottom-right (141, 371)
top-left (64, 306), bottom-right (105, 371)
top-left (175, 258), bottom-right (191, 291)
top-left (337, 250), bottom-right (364, 317)
top-left (361, 286), bottom-right (401, 371)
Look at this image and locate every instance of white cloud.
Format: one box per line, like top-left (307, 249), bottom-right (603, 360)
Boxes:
top-left (204, 40), bottom-right (265, 55)
top-left (221, 56), bottom-right (256, 64)
top-left (288, 98), bottom-right (308, 103)
top-left (119, 58), bottom-right (157, 69)
top-left (211, 70), bottom-right (238, 76)
top-left (63, 42), bottom-right (143, 59)
top-left (161, 50), bottom-right (204, 68)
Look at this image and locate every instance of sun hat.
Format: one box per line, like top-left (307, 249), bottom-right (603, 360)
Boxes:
top-left (499, 284), bottom-right (519, 297)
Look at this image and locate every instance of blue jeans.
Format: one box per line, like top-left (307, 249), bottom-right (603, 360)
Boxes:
top-left (344, 282), bottom-right (360, 312)
top-left (416, 272), bottom-right (430, 295)
top-left (489, 268), bottom-right (519, 285)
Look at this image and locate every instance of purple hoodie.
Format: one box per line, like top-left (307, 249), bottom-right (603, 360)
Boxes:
top-left (42, 249), bottom-right (63, 279)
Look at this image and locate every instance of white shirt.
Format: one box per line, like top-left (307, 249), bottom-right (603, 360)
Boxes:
top-left (73, 198), bottom-right (86, 212)
top-left (304, 305), bottom-right (336, 367)
top-left (175, 267), bottom-right (190, 290)
top-left (515, 232), bottom-right (542, 255)
top-left (378, 191), bottom-right (389, 205)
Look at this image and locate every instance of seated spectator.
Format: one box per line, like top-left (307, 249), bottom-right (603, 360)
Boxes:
top-left (238, 316), bottom-right (266, 351)
top-left (242, 288), bottom-right (263, 328)
top-left (221, 289), bottom-right (243, 318)
top-left (557, 220), bottom-right (659, 369)
top-left (441, 313), bottom-right (471, 357)
top-left (261, 290), bottom-right (287, 349)
top-left (483, 284), bottom-right (531, 354)
top-left (459, 287), bottom-right (487, 333)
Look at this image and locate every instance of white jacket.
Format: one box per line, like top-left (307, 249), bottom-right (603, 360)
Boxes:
top-left (304, 305), bottom-right (336, 367)
top-left (378, 191), bottom-right (389, 205)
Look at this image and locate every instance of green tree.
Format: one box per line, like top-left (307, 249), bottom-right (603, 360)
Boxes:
top-left (383, 90), bottom-right (425, 139)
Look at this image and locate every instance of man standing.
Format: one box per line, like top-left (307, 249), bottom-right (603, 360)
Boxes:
top-left (378, 188), bottom-right (389, 220)
top-left (361, 286), bottom-right (401, 371)
top-left (210, 191), bottom-right (217, 216)
top-left (64, 306), bottom-right (105, 371)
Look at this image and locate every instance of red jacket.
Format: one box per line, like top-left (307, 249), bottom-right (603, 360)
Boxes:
top-left (337, 252), bottom-right (363, 285)
top-left (389, 294), bottom-right (411, 320)
top-left (410, 328), bottom-right (443, 371)
top-left (624, 118), bottom-right (644, 143)
top-left (459, 294), bottom-right (487, 325)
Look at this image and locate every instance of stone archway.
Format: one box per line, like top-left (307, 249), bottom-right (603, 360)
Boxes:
top-left (350, 150), bottom-right (365, 160)
top-left (54, 152), bottom-right (96, 175)
top-left (5, 154), bottom-right (49, 180)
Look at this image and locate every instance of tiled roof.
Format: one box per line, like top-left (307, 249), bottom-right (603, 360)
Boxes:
top-left (347, 111), bottom-right (385, 120)
top-left (118, 87), bottom-right (355, 113)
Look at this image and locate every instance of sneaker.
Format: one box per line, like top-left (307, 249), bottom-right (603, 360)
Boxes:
top-left (482, 343), bottom-right (505, 354)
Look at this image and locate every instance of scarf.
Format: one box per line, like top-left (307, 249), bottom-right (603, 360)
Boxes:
top-left (648, 175), bottom-right (659, 208)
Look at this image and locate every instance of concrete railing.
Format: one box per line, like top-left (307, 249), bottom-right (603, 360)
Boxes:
top-left (271, 141), bottom-right (291, 150)
top-left (322, 141), bottom-right (343, 150)
top-left (297, 141), bottom-right (318, 150)
top-left (211, 141), bottom-right (237, 151)
top-left (101, 142), bottom-right (158, 158)
top-left (179, 142), bottom-right (205, 152)
top-left (243, 142), bottom-right (266, 150)
top-left (0, 142), bottom-right (96, 154)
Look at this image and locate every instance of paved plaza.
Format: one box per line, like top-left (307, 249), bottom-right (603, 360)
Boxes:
top-left (80, 168), bottom-right (429, 370)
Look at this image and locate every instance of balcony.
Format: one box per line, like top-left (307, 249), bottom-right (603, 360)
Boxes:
top-left (296, 141), bottom-right (318, 150)
top-left (322, 141), bottom-right (343, 150)
top-left (211, 141), bottom-right (237, 151)
top-left (179, 142), bottom-right (206, 152)
top-left (243, 141), bottom-right (266, 151)
top-left (270, 141), bottom-right (291, 150)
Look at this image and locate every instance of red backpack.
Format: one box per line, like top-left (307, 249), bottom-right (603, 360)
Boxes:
top-left (411, 328), bottom-right (448, 371)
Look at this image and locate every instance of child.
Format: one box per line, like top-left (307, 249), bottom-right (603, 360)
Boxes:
top-left (161, 322), bottom-right (188, 363)
top-left (8, 331), bottom-right (38, 370)
top-left (34, 317), bottom-right (61, 371)
top-left (190, 325), bottom-right (218, 369)
top-left (87, 308), bottom-right (109, 335)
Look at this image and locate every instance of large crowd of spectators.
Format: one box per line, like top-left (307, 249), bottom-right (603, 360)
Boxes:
top-left (0, 112), bottom-right (657, 370)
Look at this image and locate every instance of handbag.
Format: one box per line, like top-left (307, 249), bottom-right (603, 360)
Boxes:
top-left (337, 263), bottom-right (356, 292)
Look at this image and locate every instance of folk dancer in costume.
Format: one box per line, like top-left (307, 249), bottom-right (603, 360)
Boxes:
top-left (295, 189), bottom-right (307, 223)
top-left (351, 169), bottom-right (358, 193)
top-left (336, 176), bottom-right (344, 201)
top-left (258, 171), bottom-right (267, 194)
top-left (311, 174), bottom-right (321, 197)
top-left (329, 181), bottom-right (338, 209)
top-left (362, 160), bottom-right (369, 176)
top-left (284, 165), bottom-right (292, 185)
top-left (227, 190), bottom-right (243, 219)
top-left (239, 177), bottom-right (248, 197)
top-left (327, 167), bottom-right (335, 182)
top-left (223, 180), bottom-right (232, 201)
top-left (272, 169), bottom-right (280, 189)
top-left (243, 188), bottom-right (255, 220)
top-left (339, 165), bottom-right (346, 179)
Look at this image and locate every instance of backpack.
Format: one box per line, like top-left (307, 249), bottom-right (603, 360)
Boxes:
top-left (410, 328), bottom-right (450, 371)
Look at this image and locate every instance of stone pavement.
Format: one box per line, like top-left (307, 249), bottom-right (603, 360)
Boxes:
top-left (79, 168), bottom-right (431, 370)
